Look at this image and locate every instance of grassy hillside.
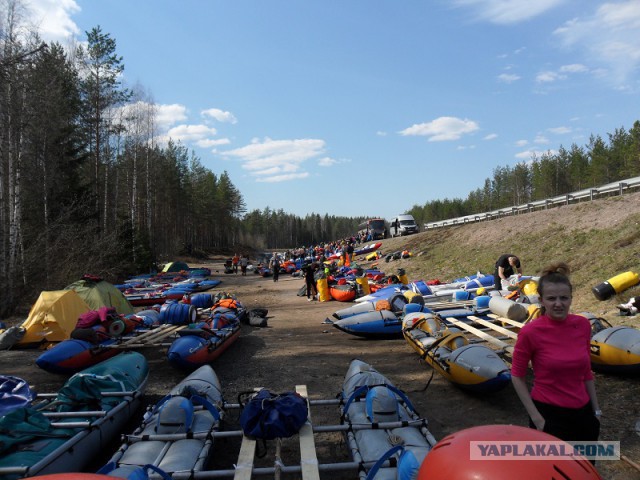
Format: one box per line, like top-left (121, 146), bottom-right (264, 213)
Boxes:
top-left (374, 191), bottom-right (640, 322)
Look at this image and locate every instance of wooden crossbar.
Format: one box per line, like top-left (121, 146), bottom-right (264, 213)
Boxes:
top-left (234, 435), bottom-right (256, 480)
top-left (296, 385), bottom-right (320, 480)
top-left (487, 314), bottom-right (525, 329)
top-left (468, 316), bottom-right (518, 340)
top-left (106, 324), bottom-right (186, 349)
top-left (234, 388), bottom-right (263, 480)
top-left (444, 317), bottom-right (513, 355)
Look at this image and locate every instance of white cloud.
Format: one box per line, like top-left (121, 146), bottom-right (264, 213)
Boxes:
top-left (554, 1), bottom-right (640, 85)
top-left (399, 116), bottom-right (479, 141)
top-left (222, 137), bottom-right (326, 182)
top-left (318, 157), bottom-right (338, 167)
top-left (163, 124), bottom-right (218, 145)
top-left (534, 135), bottom-right (549, 144)
top-left (498, 73), bottom-right (521, 83)
top-left (376, 131), bottom-right (388, 136)
top-left (201, 108), bottom-right (238, 124)
top-left (548, 126), bottom-right (572, 134)
top-left (197, 138), bottom-right (231, 148)
top-left (26, 0), bottom-right (80, 42)
top-left (156, 104), bottom-right (188, 129)
top-left (515, 139), bottom-right (528, 147)
top-left (257, 173), bottom-right (310, 183)
top-left (559, 63), bottom-right (588, 73)
top-left (484, 133), bottom-right (498, 140)
top-left (536, 71), bottom-right (566, 83)
top-left (452, 0), bottom-right (567, 25)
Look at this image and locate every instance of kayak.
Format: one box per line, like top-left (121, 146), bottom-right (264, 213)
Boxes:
top-left (0, 352), bottom-right (148, 479)
top-left (98, 365), bottom-right (224, 478)
top-left (339, 359), bottom-right (437, 479)
top-left (402, 312), bottom-right (511, 393)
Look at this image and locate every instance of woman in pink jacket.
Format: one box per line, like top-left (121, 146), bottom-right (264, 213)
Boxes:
top-left (511, 262), bottom-right (600, 443)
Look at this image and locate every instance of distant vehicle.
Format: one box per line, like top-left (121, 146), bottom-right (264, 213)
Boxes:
top-left (358, 218), bottom-right (387, 240)
top-left (389, 214), bottom-right (419, 237)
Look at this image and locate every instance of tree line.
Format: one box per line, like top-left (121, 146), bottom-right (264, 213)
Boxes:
top-left (407, 124), bottom-right (640, 226)
top-left (1, 2), bottom-right (638, 316)
top-left (0, 4), bottom-right (363, 315)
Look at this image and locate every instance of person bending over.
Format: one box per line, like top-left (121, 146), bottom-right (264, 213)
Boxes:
top-left (493, 254), bottom-right (522, 291)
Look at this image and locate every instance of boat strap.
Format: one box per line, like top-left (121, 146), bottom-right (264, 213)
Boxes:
top-left (365, 445), bottom-right (402, 480)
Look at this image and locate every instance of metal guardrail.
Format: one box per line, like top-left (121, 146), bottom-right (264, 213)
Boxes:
top-left (423, 177), bottom-right (640, 230)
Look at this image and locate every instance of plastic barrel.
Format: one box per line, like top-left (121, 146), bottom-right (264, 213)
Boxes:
top-left (190, 293), bottom-right (214, 309)
top-left (488, 297), bottom-right (528, 322)
top-left (135, 309), bottom-right (160, 326)
top-left (355, 276), bottom-right (370, 295)
top-left (411, 280), bottom-right (433, 296)
top-left (453, 290), bottom-right (473, 301)
top-left (403, 303), bottom-right (423, 315)
top-left (317, 277), bottom-right (331, 302)
top-left (404, 290), bottom-right (425, 305)
top-left (159, 302), bottom-right (197, 325)
top-left (592, 271), bottom-right (640, 301)
top-left (474, 295), bottom-right (491, 309)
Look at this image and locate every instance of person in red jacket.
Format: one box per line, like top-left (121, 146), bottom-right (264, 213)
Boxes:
top-left (511, 262), bottom-right (600, 445)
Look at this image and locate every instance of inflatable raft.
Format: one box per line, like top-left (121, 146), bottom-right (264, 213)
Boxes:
top-left (587, 314), bottom-right (640, 374)
top-left (354, 242), bottom-right (382, 256)
top-left (339, 359), bottom-right (437, 479)
top-left (330, 309), bottom-right (403, 339)
top-left (98, 365), bottom-right (224, 478)
top-left (0, 352), bottom-right (148, 479)
top-left (167, 308), bottom-right (242, 369)
top-left (402, 312), bottom-right (511, 393)
top-left (36, 304), bottom-right (198, 374)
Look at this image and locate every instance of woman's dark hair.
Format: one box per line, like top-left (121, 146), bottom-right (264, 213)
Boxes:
top-left (538, 261), bottom-right (573, 297)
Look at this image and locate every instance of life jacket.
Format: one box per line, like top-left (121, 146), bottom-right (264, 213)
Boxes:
top-left (214, 298), bottom-right (239, 310)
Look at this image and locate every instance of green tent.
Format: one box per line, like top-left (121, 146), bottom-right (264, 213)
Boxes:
top-left (162, 261), bottom-right (189, 273)
top-left (65, 277), bottom-right (134, 315)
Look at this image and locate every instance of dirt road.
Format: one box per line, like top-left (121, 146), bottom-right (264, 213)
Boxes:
top-left (3, 265), bottom-right (639, 478)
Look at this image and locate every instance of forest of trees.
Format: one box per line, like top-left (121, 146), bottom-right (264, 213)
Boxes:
top-left (1, 1), bottom-right (639, 315)
top-left (0, 3), bottom-right (363, 315)
top-left (407, 124), bottom-right (640, 227)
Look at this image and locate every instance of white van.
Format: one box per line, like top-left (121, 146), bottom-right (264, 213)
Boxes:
top-left (389, 214), bottom-right (419, 237)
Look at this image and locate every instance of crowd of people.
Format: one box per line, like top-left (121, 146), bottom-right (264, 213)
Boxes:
top-left (226, 243), bottom-right (602, 452)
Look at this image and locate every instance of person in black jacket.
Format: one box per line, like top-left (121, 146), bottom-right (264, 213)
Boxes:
top-left (304, 262), bottom-right (318, 301)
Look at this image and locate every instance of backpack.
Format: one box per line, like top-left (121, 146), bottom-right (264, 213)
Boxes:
top-left (239, 389), bottom-right (308, 440)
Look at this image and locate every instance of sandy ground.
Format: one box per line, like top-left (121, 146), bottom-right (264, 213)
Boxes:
top-left (2, 264), bottom-right (639, 479)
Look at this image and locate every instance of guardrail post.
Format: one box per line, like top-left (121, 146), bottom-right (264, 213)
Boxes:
top-left (527, 203), bottom-right (533, 213)
top-left (545, 199), bottom-right (550, 209)
top-left (619, 182), bottom-right (627, 195)
top-left (565, 194), bottom-right (572, 205)
top-left (590, 189), bottom-right (598, 201)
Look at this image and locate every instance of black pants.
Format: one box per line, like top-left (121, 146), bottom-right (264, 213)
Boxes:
top-left (306, 279), bottom-right (317, 298)
top-left (530, 400), bottom-right (600, 442)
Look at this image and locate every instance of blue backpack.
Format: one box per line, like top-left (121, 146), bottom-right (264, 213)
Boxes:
top-left (239, 389), bottom-right (308, 440)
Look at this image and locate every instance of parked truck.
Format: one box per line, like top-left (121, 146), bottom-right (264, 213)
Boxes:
top-left (389, 214), bottom-right (419, 237)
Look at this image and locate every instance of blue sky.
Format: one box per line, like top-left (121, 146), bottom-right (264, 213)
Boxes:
top-left (25, 0), bottom-right (640, 219)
